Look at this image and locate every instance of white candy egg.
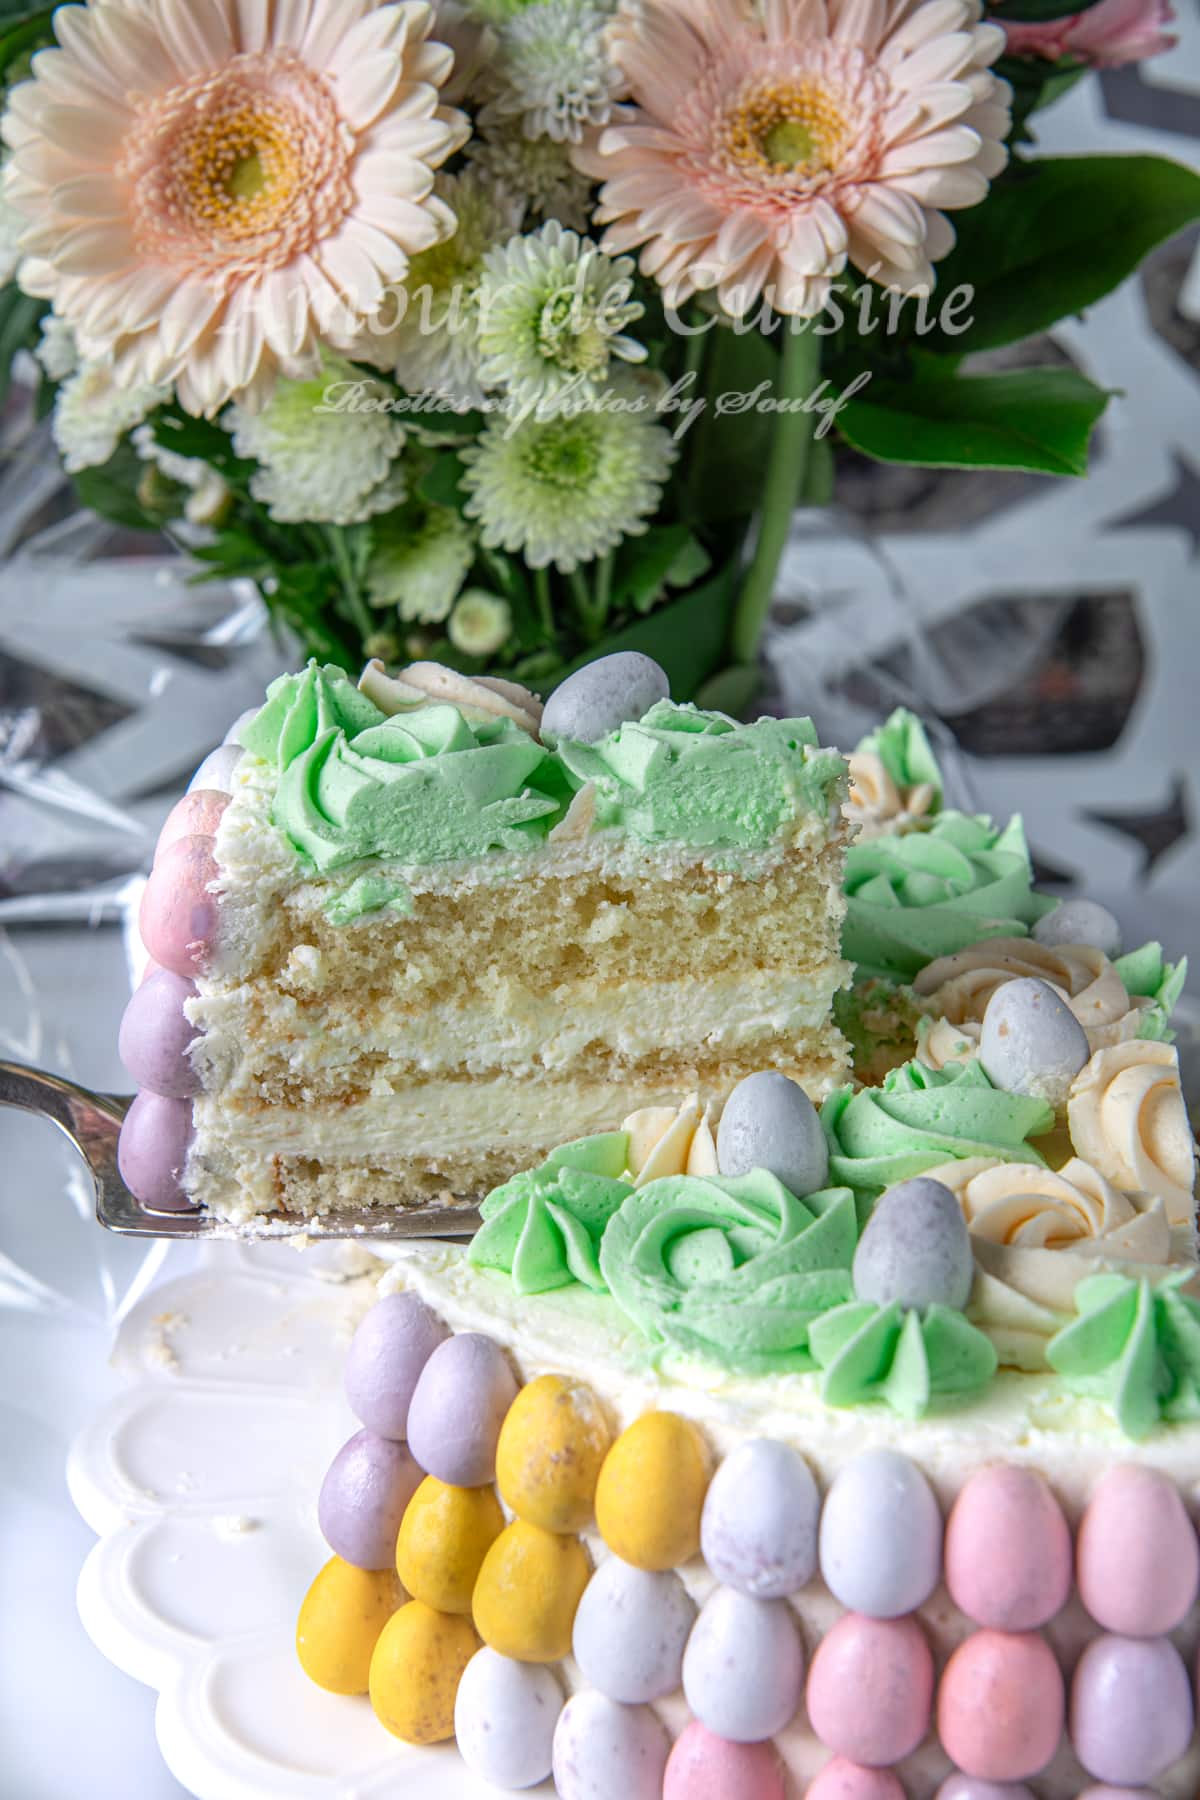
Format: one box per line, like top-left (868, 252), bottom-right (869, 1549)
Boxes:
top-left (572, 1555), bottom-right (696, 1703)
top-left (454, 1647), bottom-right (561, 1790)
top-left (681, 1585), bottom-right (805, 1742)
top-left (700, 1438), bottom-right (819, 1598)
top-left (819, 1448), bottom-right (942, 1618)
top-left (552, 1690), bottom-right (670, 1800)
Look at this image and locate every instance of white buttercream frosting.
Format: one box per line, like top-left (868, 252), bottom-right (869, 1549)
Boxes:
top-left (357, 657), bottom-right (544, 737)
top-left (844, 749), bottom-right (936, 841)
top-left (622, 1092), bottom-right (719, 1185)
top-left (1068, 1040), bottom-right (1197, 1227)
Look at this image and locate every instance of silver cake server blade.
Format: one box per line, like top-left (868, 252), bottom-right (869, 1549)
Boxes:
top-left (0, 1060), bottom-right (481, 1241)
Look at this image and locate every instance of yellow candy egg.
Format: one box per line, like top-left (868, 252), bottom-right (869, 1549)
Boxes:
top-left (472, 1518), bottom-right (591, 1663)
top-left (594, 1411), bottom-right (710, 1570)
top-left (395, 1475), bottom-right (505, 1614)
top-left (296, 1555), bottom-right (404, 1696)
top-left (368, 1599), bottom-right (480, 1744)
top-left (495, 1375), bottom-right (612, 1534)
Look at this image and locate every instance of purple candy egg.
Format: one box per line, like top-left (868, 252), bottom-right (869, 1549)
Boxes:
top-left (1071, 1635), bottom-right (1193, 1784)
top-left (317, 1428), bottom-right (422, 1570)
top-left (406, 1333), bottom-right (519, 1488)
top-left (117, 1090), bottom-right (195, 1211)
top-left (119, 968), bottom-right (201, 1099)
top-left (344, 1292), bottom-right (450, 1441)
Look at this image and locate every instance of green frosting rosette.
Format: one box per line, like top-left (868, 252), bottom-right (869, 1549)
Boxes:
top-left (598, 1171), bottom-right (858, 1374)
top-left (854, 708), bottom-right (944, 810)
top-left (469, 1133), bottom-right (633, 1295)
top-left (822, 1059), bottom-right (1054, 1212)
top-left (843, 810), bottom-right (1057, 981)
top-left (1046, 1270), bottom-right (1200, 1440)
top-left (810, 1300), bottom-right (997, 1419)
top-left (1114, 942), bottom-right (1189, 1043)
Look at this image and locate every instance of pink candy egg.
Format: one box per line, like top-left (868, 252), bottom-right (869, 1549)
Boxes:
top-left (1078, 1790), bottom-right (1160, 1799)
top-left (118, 967), bottom-right (200, 1099)
top-left (936, 1782), bottom-right (1035, 1799)
top-left (663, 1722), bottom-right (786, 1800)
top-left (117, 1089), bottom-right (195, 1211)
top-left (937, 1630), bottom-right (1063, 1781)
top-left (139, 834), bottom-right (220, 977)
top-left (807, 1613), bottom-right (933, 1765)
top-left (1070, 1634), bottom-right (1193, 1785)
top-left (154, 790), bottom-right (229, 866)
top-left (945, 1465), bottom-right (1072, 1631)
top-left (806, 1758), bottom-right (906, 1800)
top-left (1076, 1466), bottom-right (1198, 1637)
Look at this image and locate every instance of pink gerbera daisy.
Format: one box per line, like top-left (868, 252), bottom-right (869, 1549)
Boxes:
top-left (575, 0), bottom-right (1012, 316)
top-left (2, 0), bottom-right (470, 413)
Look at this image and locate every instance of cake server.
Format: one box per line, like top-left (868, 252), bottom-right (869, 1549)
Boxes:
top-left (0, 1060), bottom-right (482, 1241)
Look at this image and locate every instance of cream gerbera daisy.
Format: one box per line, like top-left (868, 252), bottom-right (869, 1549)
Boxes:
top-left (575, 0), bottom-right (1011, 315)
top-left (2, 0), bottom-right (469, 415)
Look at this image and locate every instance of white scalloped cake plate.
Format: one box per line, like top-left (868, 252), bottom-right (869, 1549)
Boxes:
top-left (68, 1240), bottom-right (553, 1800)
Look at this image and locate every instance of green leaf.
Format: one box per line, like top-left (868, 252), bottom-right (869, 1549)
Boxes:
top-left (0, 283), bottom-right (47, 407)
top-left (0, 4), bottom-right (55, 82)
top-left (836, 364), bottom-right (1110, 476)
top-left (417, 451), bottom-right (469, 514)
top-left (922, 156), bottom-right (1200, 356)
top-left (681, 323), bottom-right (780, 524)
top-left (611, 523), bottom-right (711, 615)
top-left (694, 663), bottom-right (762, 719)
top-left (150, 407), bottom-right (258, 483)
top-left (71, 441), bottom-right (160, 534)
top-left (993, 0), bottom-right (1106, 20)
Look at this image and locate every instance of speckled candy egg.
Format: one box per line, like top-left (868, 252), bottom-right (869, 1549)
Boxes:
top-left (818, 1448), bottom-right (942, 1618)
top-left (154, 789), bottom-right (229, 864)
top-left (807, 1612), bottom-right (933, 1765)
top-left (540, 652), bottom-right (669, 746)
top-left (472, 1518), bottom-right (591, 1663)
top-left (552, 1689), bottom-right (671, 1800)
top-left (979, 977), bottom-right (1090, 1106)
top-left (663, 1721), bottom-right (786, 1800)
top-left (138, 834), bottom-right (221, 978)
top-left (117, 1089), bottom-right (194, 1211)
top-left (495, 1374), bottom-right (612, 1533)
top-left (1076, 1466), bottom-right (1199, 1636)
top-left (454, 1646), bottom-right (562, 1790)
top-left (344, 1291), bottom-right (450, 1441)
top-left (1034, 900), bottom-right (1122, 960)
top-left (295, 1555), bottom-right (404, 1695)
top-left (1070, 1634), bottom-right (1193, 1784)
top-left (118, 968), bottom-right (200, 1098)
top-left (938, 1630), bottom-right (1064, 1781)
top-left (945, 1466), bottom-right (1072, 1631)
top-left (317, 1429), bottom-right (422, 1570)
top-left (852, 1176), bottom-right (973, 1312)
top-left (394, 1475), bottom-right (504, 1614)
top-left (572, 1555), bottom-right (696, 1703)
top-left (405, 1332), bottom-right (518, 1488)
top-left (188, 741), bottom-right (243, 793)
top-left (716, 1070), bottom-right (829, 1197)
top-left (936, 1782), bottom-right (1036, 1800)
top-left (682, 1585), bottom-right (805, 1743)
top-left (806, 1760), bottom-right (906, 1800)
top-left (594, 1410), bottom-right (710, 1570)
top-left (1076, 1789), bottom-right (1160, 1799)
top-left (368, 1598), bottom-right (478, 1743)
top-left (700, 1438), bottom-right (818, 1598)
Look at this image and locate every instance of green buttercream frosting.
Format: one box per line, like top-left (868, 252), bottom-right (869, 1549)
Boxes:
top-left (554, 701), bottom-right (846, 851)
top-left (1046, 1270), bottom-right (1200, 1439)
top-left (469, 1132), bottom-right (633, 1295)
top-left (822, 1059), bottom-right (1054, 1211)
top-left (843, 811), bottom-right (1057, 981)
top-left (1114, 942), bottom-right (1188, 1042)
top-left (324, 872), bottom-right (412, 924)
top-left (810, 1300), bottom-right (998, 1419)
top-left (598, 1171), bottom-right (858, 1373)
top-left (855, 708), bottom-right (943, 809)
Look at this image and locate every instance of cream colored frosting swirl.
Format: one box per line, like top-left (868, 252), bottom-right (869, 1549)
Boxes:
top-left (914, 936), bottom-right (1149, 1071)
top-left (622, 1092), bottom-right (718, 1186)
top-left (926, 1153), bottom-right (1170, 1256)
top-left (1067, 1041), bottom-right (1197, 1227)
top-left (359, 658), bottom-right (544, 737)
top-left (845, 749), bottom-right (937, 841)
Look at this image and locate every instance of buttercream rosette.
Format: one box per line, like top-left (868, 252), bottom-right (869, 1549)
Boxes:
top-left (469, 1132), bottom-right (633, 1295)
top-left (1068, 1040), bottom-right (1197, 1228)
top-left (622, 1092), bottom-right (718, 1185)
top-left (809, 1297), bottom-right (997, 1420)
top-left (845, 708), bottom-right (943, 843)
top-left (1047, 1270), bottom-right (1200, 1439)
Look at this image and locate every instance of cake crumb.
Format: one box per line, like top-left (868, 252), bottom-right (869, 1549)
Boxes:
top-left (212, 1515), bottom-right (259, 1539)
top-left (143, 1310), bottom-right (189, 1371)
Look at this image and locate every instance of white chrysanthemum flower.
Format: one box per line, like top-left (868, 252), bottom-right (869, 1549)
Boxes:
top-left (461, 400), bottom-right (676, 571)
top-left (226, 360), bottom-right (406, 526)
top-left (478, 222), bottom-right (646, 416)
top-left (131, 424), bottom-right (230, 527)
top-left (491, 0), bottom-right (622, 143)
top-left (34, 315), bottom-right (78, 382)
top-left (0, 170), bottom-right (23, 284)
top-left (466, 109), bottom-right (594, 229)
top-left (353, 170), bottom-right (524, 407)
top-left (448, 588), bottom-right (513, 657)
top-left (366, 501), bottom-right (476, 623)
top-left (52, 362), bottom-right (169, 473)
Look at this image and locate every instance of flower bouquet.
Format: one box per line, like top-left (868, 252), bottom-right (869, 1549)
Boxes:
top-left (0, 0), bottom-right (1195, 705)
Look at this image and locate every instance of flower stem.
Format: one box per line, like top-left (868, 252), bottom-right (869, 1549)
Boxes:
top-left (327, 524), bottom-right (375, 648)
top-left (568, 567), bottom-right (604, 642)
top-left (533, 565), bottom-right (554, 638)
top-left (729, 319), bottom-right (822, 667)
top-left (593, 551), bottom-right (614, 626)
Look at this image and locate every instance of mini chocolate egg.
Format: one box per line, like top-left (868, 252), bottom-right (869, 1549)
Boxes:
top-left (806, 1759), bottom-right (905, 1800)
top-left (818, 1448), bottom-right (942, 1619)
top-left (551, 1689), bottom-right (671, 1800)
top-left (682, 1585), bottom-right (805, 1743)
top-left (454, 1646), bottom-right (562, 1790)
top-left (700, 1438), bottom-right (818, 1598)
top-left (139, 834), bottom-right (221, 978)
top-left (663, 1721), bottom-right (786, 1800)
top-left (344, 1291), bottom-right (450, 1441)
top-left (405, 1332), bottom-right (518, 1488)
top-left (317, 1429), bottom-right (422, 1570)
top-left (154, 790), bottom-right (229, 865)
top-left (945, 1465), bottom-right (1072, 1631)
top-left (395, 1475), bottom-right (503, 1614)
top-left (1034, 899), bottom-right (1122, 960)
top-left (936, 1782), bottom-right (1036, 1800)
top-left (118, 968), bottom-right (201, 1098)
top-left (1077, 1790), bottom-right (1159, 1799)
top-left (572, 1555), bottom-right (696, 1703)
top-left (938, 1629), bottom-right (1064, 1781)
top-left (594, 1410), bottom-right (710, 1570)
top-left (979, 977), bottom-right (1089, 1107)
top-left (117, 1089), bottom-right (195, 1211)
top-left (368, 1598), bottom-right (478, 1743)
top-left (716, 1070), bottom-right (829, 1198)
top-left (495, 1374), bottom-right (612, 1533)
top-left (852, 1176), bottom-right (973, 1312)
top-left (1070, 1634), bottom-right (1193, 1784)
top-left (472, 1518), bottom-right (590, 1663)
top-left (295, 1555), bottom-right (403, 1695)
top-left (188, 742), bottom-right (243, 793)
top-left (1076, 1465), bottom-right (1199, 1637)
top-left (540, 652), bottom-right (669, 747)
top-left (806, 1612), bottom-right (933, 1765)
